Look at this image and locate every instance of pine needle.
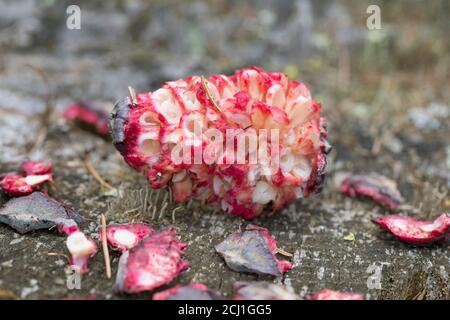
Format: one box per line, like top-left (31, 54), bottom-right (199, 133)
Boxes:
top-left (128, 86), bottom-right (137, 104)
top-left (200, 76), bottom-right (221, 113)
top-left (84, 156), bottom-right (115, 191)
top-left (101, 214), bottom-right (111, 279)
top-left (171, 206), bottom-right (182, 224)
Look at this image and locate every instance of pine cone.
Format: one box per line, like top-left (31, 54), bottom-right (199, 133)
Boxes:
top-left (110, 66), bottom-right (330, 220)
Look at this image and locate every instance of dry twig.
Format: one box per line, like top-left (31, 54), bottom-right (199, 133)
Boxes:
top-left (47, 252), bottom-right (69, 262)
top-left (200, 76), bottom-right (221, 113)
top-left (275, 247), bottom-right (293, 257)
top-left (101, 214), bottom-right (111, 279)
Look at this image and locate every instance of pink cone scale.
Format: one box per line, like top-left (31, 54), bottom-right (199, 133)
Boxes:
top-left (340, 173), bottom-right (402, 210)
top-left (64, 227), bottom-right (97, 275)
top-left (372, 213), bottom-right (450, 245)
top-left (309, 289), bottom-right (363, 300)
top-left (21, 161), bottom-right (52, 176)
top-left (63, 102), bottom-right (110, 137)
top-left (1, 161), bottom-right (53, 197)
top-left (115, 227), bottom-right (189, 294)
top-left (99, 223), bottom-right (155, 252)
top-left (110, 66), bottom-right (330, 220)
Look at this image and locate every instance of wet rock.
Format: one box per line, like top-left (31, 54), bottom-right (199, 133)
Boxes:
top-left (99, 222), bottom-right (155, 252)
top-left (372, 213), bottom-right (450, 245)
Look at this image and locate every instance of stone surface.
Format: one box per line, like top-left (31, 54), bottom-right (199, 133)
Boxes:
top-left (0, 0), bottom-right (448, 300)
